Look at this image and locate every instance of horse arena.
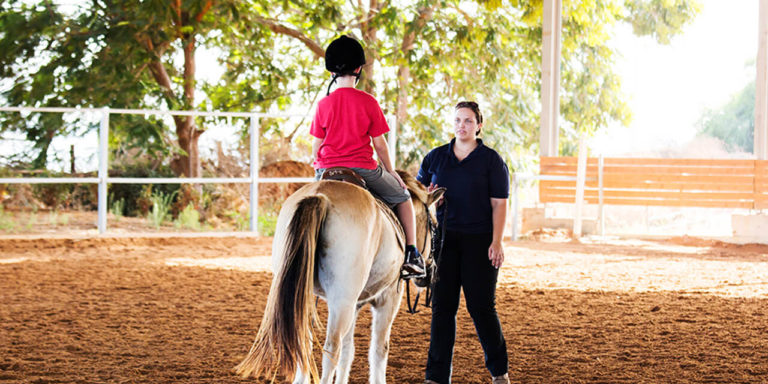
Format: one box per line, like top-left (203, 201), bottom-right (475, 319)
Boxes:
top-left (1, 233), bottom-right (768, 383)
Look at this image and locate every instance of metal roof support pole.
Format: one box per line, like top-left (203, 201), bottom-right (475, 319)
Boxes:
top-left (540, 0), bottom-right (562, 157)
top-left (756, 0), bottom-right (768, 159)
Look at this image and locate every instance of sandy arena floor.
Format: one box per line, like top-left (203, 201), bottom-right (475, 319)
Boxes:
top-left (1, 234), bottom-right (767, 383)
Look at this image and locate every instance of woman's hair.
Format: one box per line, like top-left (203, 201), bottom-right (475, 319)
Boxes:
top-left (455, 101), bottom-right (483, 135)
top-left (455, 101), bottom-right (483, 124)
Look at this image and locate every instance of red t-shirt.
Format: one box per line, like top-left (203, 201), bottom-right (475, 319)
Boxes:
top-left (310, 87), bottom-right (390, 170)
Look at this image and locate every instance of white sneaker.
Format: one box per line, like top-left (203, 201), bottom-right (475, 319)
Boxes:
top-left (492, 373), bottom-right (510, 384)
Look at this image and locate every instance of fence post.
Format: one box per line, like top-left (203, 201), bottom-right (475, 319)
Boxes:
top-left (249, 113), bottom-right (259, 233)
top-left (511, 173), bottom-right (519, 241)
top-left (573, 137), bottom-right (587, 238)
top-left (598, 155), bottom-right (604, 236)
top-left (97, 107), bottom-right (109, 234)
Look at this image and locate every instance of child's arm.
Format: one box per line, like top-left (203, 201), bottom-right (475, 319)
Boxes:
top-left (371, 134), bottom-right (406, 189)
top-left (312, 137), bottom-right (323, 160)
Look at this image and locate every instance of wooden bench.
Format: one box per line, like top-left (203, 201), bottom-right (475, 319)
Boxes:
top-left (539, 157), bottom-right (768, 210)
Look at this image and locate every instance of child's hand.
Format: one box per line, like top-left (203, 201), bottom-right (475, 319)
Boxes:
top-left (389, 170), bottom-right (406, 189)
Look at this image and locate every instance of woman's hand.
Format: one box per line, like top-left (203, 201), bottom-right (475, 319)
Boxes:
top-left (488, 240), bottom-right (504, 269)
top-left (427, 183), bottom-right (445, 206)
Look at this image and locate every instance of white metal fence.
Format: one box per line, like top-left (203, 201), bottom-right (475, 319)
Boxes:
top-left (0, 106), bottom-right (398, 234)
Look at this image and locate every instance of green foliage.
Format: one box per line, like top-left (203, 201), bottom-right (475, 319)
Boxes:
top-left (147, 190), bottom-right (176, 229)
top-left (0, 0), bottom-right (246, 174)
top-left (623, 0), bottom-right (702, 44)
top-left (24, 212), bottom-right (37, 231)
top-left (33, 181), bottom-right (71, 210)
top-left (108, 160), bottom-right (179, 216)
top-left (697, 81), bottom-right (755, 153)
top-left (19, 171), bottom-right (98, 210)
top-left (174, 203), bottom-right (201, 230)
top-left (46, 210), bottom-right (69, 226)
top-left (109, 194), bottom-right (125, 220)
top-left (257, 211), bottom-right (277, 237)
top-left (0, 205), bottom-right (17, 232)
top-left (0, 0), bottom-right (701, 172)
top-left (224, 209), bottom-right (250, 232)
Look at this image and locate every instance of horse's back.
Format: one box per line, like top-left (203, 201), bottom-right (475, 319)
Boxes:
top-left (273, 180), bottom-right (401, 302)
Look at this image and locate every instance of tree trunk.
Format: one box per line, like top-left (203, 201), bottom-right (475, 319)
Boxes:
top-left (360, 0), bottom-right (380, 94)
top-left (171, 117), bottom-right (202, 177)
top-left (165, 38), bottom-right (203, 177)
top-left (395, 4), bottom-right (436, 128)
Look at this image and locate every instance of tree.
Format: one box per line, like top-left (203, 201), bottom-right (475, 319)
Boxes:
top-left (1, 0), bottom-right (701, 173)
top-left (1, 0), bottom-right (250, 176)
top-left (216, 0), bottom-right (700, 166)
top-left (697, 80), bottom-right (755, 153)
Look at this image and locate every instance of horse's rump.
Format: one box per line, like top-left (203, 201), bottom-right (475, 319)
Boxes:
top-left (235, 193), bottom-right (329, 381)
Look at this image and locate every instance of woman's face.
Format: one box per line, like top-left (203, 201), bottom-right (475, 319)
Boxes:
top-left (454, 107), bottom-right (480, 141)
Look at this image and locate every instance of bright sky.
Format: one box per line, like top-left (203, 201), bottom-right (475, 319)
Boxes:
top-left (592, 0), bottom-right (759, 156)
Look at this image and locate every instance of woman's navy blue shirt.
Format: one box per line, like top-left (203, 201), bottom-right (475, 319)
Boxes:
top-left (417, 138), bottom-right (509, 234)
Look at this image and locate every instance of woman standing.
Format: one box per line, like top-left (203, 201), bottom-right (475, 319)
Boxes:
top-left (417, 101), bottom-right (510, 384)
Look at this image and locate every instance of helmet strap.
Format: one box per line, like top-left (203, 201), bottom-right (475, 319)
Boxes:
top-left (326, 73), bottom-right (341, 96)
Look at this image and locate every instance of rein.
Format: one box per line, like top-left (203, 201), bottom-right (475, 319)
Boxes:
top-left (405, 198), bottom-right (447, 314)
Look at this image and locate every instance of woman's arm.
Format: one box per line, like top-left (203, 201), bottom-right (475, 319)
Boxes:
top-left (488, 197), bottom-right (507, 268)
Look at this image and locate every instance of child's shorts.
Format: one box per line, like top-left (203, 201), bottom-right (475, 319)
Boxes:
top-left (315, 165), bottom-right (411, 205)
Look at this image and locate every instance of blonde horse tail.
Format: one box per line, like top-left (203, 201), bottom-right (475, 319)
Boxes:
top-left (235, 195), bottom-right (329, 382)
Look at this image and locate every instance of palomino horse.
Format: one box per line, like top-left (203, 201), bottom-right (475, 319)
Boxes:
top-left (236, 171), bottom-right (444, 384)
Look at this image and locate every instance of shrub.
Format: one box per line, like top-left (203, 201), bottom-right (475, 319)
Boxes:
top-left (147, 190), bottom-right (176, 229)
top-left (109, 194), bottom-right (126, 219)
top-left (0, 205), bottom-right (16, 232)
top-left (108, 162), bottom-right (178, 217)
top-left (224, 209), bottom-right (250, 232)
top-left (174, 203), bottom-right (201, 230)
top-left (257, 211), bottom-right (277, 236)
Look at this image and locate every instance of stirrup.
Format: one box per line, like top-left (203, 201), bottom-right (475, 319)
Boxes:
top-left (401, 264), bottom-right (426, 279)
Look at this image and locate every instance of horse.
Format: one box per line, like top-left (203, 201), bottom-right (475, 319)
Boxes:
top-left (235, 170), bottom-right (444, 384)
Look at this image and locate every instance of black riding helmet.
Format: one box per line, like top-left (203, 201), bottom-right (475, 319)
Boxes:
top-left (324, 35), bottom-right (366, 95)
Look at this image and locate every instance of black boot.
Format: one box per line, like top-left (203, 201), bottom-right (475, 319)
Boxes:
top-left (401, 245), bottom-right (426, 279)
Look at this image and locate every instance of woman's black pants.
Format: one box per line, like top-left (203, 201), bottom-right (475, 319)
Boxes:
top-left (424, 230), bottom-right (508, 384)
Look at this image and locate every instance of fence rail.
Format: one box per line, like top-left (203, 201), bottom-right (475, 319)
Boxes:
top-left (0, 106), bottom-right (398, 234)
top-left (539, 156), bottom-right (768, 210)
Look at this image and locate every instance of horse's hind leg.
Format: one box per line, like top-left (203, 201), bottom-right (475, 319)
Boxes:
top-left (334, 306), bottom-right (360, 384)
top-left (321, 300), bottom-right (357, 384)
top-left (369, 285), bottom-right (403, 384)
top-left (293, 362), bottom-right (310, 384)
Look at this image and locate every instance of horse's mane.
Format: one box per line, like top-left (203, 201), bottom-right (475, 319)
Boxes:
top-left (396, 170), bottom-right (428, 204)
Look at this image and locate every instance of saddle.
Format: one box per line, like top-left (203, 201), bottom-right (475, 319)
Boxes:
top-left (320, 167), bottom-right (367, 189)
top-left (321, 166), bottom-right (441, 313)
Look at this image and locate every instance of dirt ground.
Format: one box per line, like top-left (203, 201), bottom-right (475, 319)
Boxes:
top-left (1, 234), bottom-right (768, 384)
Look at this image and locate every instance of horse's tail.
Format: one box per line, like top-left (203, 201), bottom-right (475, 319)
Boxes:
top-left (235, 195), bottom-right (329, 382)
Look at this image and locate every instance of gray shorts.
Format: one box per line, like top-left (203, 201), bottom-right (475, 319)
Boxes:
top-left (315, 165), bottom-right (411, 205)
